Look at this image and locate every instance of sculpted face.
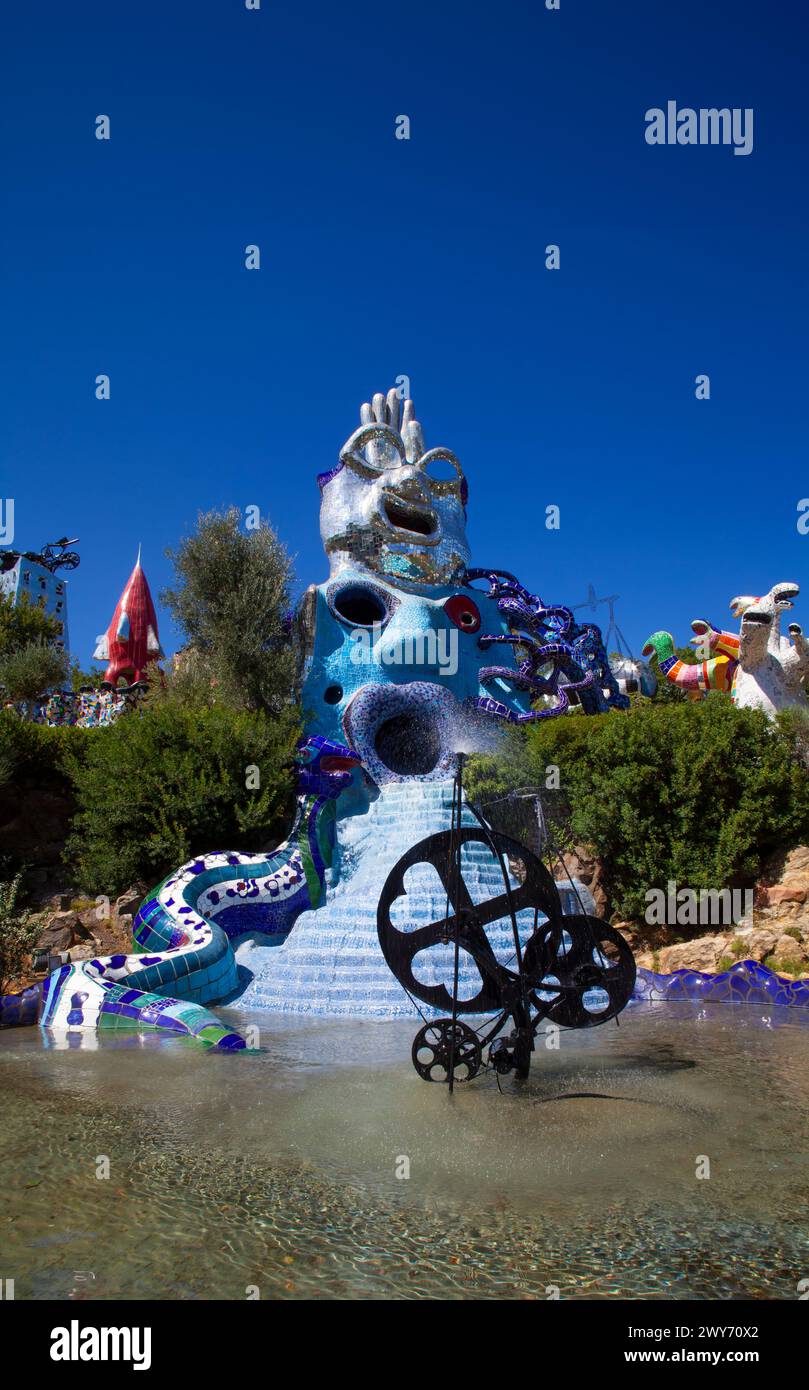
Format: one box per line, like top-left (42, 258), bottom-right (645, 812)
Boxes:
top-left (305, 392), bottom-right (526, 788)
top-left (300, 568), bottom-right (521, 785)
top-left (319, 415), bottom-right (471, 588)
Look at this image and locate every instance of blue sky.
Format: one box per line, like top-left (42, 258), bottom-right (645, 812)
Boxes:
top-left (2, 0), bottom-right (807, 664)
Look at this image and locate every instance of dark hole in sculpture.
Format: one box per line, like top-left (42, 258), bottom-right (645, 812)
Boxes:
top-left (324, 684), bottom-right (343, 705)
top-left (384, 500), bottom-right (434, 537)
top-left (374, 712), bottom-right (442, 776)
top-left (333, 586), bottom-right (388, 627)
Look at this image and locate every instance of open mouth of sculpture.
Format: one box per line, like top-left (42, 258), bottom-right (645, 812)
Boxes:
top-left (373, 711), bottom-right (443, 776)
top-left (382, 496), bottom-right (437, 540)
top-left (343, 682), bottom-right (460, 783)
top-left (774, 585), bottom-right (799, 608)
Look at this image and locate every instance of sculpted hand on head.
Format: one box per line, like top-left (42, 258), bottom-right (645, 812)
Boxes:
top-left (318, 389), bottom-right (471, 587)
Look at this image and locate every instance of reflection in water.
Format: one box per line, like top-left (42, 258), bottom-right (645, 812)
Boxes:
top-left (2, 1001), bottom-right (809, 1300)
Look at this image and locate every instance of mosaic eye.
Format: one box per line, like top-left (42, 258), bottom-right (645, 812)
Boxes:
top-left (331, 585), bottom-right (389, 627)
top-left (420, 447), bottom-right (463, 486)
top-left (443, 595), bottom-right (481, 633)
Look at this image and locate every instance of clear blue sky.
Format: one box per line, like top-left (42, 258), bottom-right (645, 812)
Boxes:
top-left (2, 0), bottom-right (807, 664)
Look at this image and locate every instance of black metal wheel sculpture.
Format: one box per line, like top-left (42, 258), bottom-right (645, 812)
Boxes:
top-left (524, 915), bottom-right (636, 1029)
top-left (412, 1019), bottom-right (482, 1083)
top-left (3, 538), bottom-right (81, 574)
top-left (377, 814), bottom-right (636, 1087)
top-left (377, 826), bottom-right (561, 1015)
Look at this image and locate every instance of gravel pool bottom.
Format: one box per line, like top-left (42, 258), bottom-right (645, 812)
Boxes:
top-left (1, 1002), bottom-right (808, 1300)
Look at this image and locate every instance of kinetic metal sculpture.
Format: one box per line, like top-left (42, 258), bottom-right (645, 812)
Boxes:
top-left (573, 582), bottom-right (657, 699)
top-left (0, 537), bottom-right (81, 574)
top-left (377, 757), bottom-right (636, 1086)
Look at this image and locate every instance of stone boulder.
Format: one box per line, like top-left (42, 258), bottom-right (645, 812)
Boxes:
top-left (761, 882), bottom-right (807, 907)
top-left (33, 905), bottom-right (108, 959)
top-left (772, 933), bottom-right (808, 967)
top-left (656, 935), bottom-right (725, 974)
top-left (67, 943), bottom-right (96, 963)
top-left (736, 927), bottom-right (780, 962)
top-left (34, 914), bottom-right (82, 953)
top-left (756, 845), bottom-right (809, 909)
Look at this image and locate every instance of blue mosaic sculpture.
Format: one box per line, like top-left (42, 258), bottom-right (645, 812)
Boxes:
top-left (635, 959), bottom-right (809, 1009)
top-left (3, 388), bottom-right (802, 1045)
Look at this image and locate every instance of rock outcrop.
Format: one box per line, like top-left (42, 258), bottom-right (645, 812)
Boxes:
top-left (631, 844), bottom-right (809, 975)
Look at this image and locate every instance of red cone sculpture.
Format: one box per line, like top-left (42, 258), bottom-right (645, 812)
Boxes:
top-left (94, 546), bottom-right (164, 685)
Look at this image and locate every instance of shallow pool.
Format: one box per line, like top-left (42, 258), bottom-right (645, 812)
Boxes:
top-left (2, 1000), bottom-right (808, 1299)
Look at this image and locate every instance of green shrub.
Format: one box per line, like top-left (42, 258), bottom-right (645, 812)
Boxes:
top-left (764, 954), bottom-right (804, 978)
top-left (775, 706), bottom-right (809, 766)
top-left (63, 700), bottom-right (300, 895)
top-left (0, 710), bottom-right (91, 789)
top-left (0, 870), bottom-right (39, 989)
top-left (69, 661), bottom-right (106, 692)
top-left (466, 698), bottom-right (809, 921)
top-left (0, 713), bottom-right (92, 882)
top-left (0, 640), bottom-right (69, 703)
top-left (0, 591), bottom-right (61, 655)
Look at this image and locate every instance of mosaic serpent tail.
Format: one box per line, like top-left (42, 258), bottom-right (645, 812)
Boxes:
top-left (0, 737), bottom-right (358, 1046)
top-left (468, 568), bottom-right (629, 718)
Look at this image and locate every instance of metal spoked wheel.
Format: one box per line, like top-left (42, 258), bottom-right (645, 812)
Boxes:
top-left (377, 826), bottom-right (562, 1015)
top-left (525, 915), bottom-right (636, 1029)
top-left (411, 1019), bottom-right (483, 1083)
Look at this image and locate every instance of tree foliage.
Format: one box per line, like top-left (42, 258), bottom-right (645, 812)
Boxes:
top-left (0, 590), bottom-right (61, 656)
top-left (70, 661), bottom-right (106, 692)
top-left (161, 508), bottom-right (296, 712)
top-left (63, 700), bottom-right (300, 894)
top-left (466, 699), bottom-right (809, 921)
top-left (0, 639), bottom-right (69, 702)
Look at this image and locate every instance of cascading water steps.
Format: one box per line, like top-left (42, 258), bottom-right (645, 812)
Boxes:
top-left (234, 780), bottom-right (591, 1017)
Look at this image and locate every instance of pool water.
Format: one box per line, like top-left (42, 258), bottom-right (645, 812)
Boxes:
top-left (1, 1000), bottom-right (808, 1300)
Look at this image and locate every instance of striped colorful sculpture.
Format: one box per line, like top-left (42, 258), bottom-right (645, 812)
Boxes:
top-left (643, 582), bottom-right (808, 717)
top-left (641, 630), bottom-right (737, 699)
